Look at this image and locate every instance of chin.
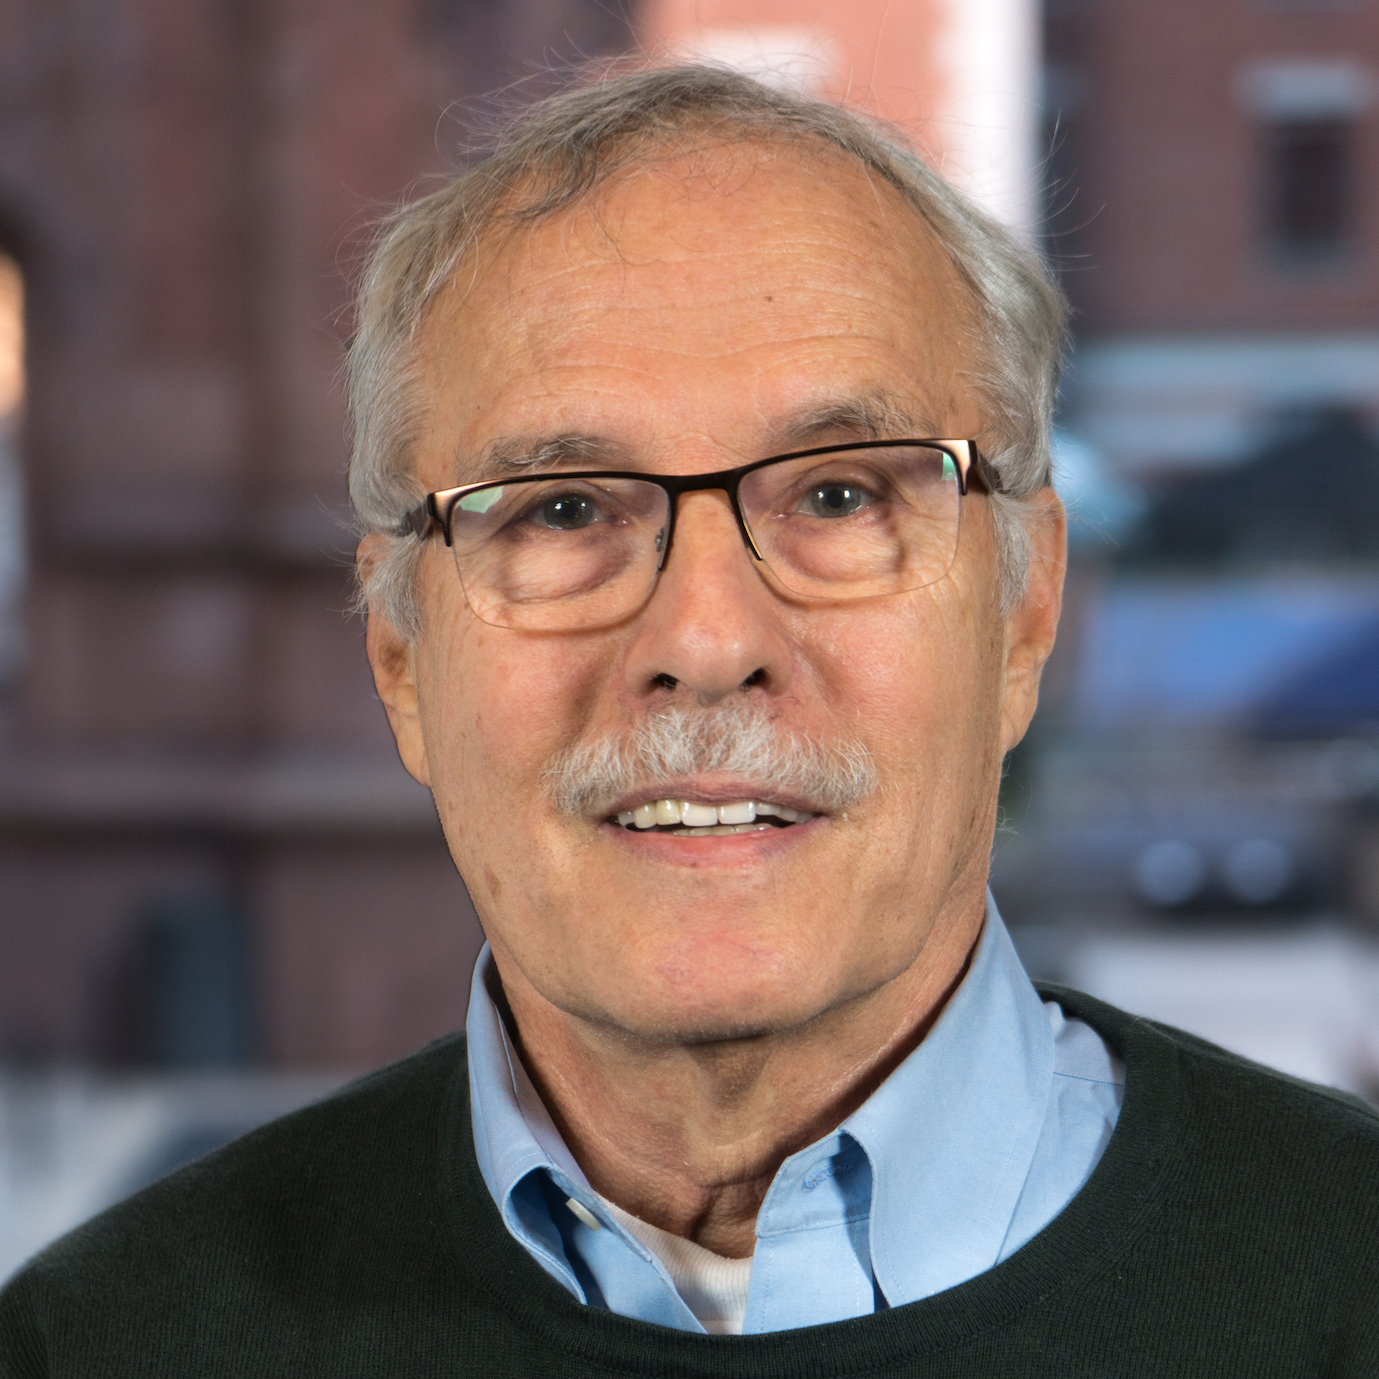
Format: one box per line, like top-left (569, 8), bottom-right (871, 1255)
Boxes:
top-left (615, 1006), bottom-right (804, 1047)
top-left (593, 961), bottom-right (846, 1046)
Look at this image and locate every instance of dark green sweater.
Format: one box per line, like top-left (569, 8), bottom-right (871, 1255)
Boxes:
top-left (3, 986), bottom-right (1378, 1376)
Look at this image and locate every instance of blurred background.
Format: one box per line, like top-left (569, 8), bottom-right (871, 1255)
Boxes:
top-left (2, 0), bottom-right (1378, 1277)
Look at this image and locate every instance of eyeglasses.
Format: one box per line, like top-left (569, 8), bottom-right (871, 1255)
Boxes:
top-left (400, 438), bottom-right (1003, 632)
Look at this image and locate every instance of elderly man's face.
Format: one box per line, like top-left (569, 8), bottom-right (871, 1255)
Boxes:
top-left (367, 148), bottom-right (1062, 1042)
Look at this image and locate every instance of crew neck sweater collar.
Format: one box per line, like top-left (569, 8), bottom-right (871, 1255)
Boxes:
top-left (442, 984), bottom-right (1176, 1373)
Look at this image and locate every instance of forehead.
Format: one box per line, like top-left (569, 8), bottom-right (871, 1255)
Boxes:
top-left (413, 145), bottom-right (979, 468)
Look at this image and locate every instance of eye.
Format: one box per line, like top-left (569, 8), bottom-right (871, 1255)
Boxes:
top-left (803, 481), bottom-right (875, 519)
top-left (532, 492), bottom-right (600, 530)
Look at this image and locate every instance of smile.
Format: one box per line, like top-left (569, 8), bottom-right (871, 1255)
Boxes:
top-left (613, 799), bottom-right (816, 837)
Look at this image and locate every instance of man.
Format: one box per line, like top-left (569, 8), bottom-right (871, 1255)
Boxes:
top-left (3, 65), bottom-right (1377, 1376)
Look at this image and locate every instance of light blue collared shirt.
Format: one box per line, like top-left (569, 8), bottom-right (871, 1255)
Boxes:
top-left (467, 897), bottom-right (1123, 1334)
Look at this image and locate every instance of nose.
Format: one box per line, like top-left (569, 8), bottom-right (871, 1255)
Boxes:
top-left (621, 490), bottom-right (795, 705)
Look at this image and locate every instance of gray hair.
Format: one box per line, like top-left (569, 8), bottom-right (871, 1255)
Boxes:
top-left (544, 698), bottom-right (878, 819)
top-left (348, 64), bottom-right (1068, 636)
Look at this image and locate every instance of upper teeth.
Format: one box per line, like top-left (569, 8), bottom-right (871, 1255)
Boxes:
top-left (615, 799), bottom-right (812, 829)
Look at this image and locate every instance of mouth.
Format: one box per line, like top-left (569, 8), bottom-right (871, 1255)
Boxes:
top-left (611, 798), bottom-right (816, 838)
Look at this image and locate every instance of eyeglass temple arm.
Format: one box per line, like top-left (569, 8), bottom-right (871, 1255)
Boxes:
top-left (961, 443), bottom-right (1007, 496)
top-left (399, 493), bottom-right (440, 540)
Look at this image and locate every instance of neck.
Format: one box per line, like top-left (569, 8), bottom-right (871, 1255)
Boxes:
top-left (489, 897), bottom-right (985, 1258)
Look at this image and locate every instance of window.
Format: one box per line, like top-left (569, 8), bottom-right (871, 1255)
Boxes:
top-left (1267, 117), bottom-right (1354, 256)
top-left (1236, 58), bottom-right (1374, 265)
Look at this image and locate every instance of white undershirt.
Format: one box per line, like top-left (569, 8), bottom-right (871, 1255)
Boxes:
top-left (595, 1195), bottom-right (753, 1335)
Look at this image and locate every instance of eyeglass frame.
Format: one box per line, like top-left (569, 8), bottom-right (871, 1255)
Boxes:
top-left (399, 439), bottom-right (1006, 579)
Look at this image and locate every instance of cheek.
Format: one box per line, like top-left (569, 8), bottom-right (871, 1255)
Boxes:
top-left (805, 593), bottom-right (1001, 770)
top-left (414, 608), bottom-right (613, 803)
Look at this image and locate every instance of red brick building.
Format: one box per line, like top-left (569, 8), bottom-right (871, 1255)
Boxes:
top-left (1046, 0), bottom-right (1379, 476)
top-left (0, 0), bottom-right (632, 1068)
top-left (0, 0), bottom-right (1034, 1068)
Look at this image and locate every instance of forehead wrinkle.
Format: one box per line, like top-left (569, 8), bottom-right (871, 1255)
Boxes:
top-left (449, 199), bottom-right (966, 394)
top-left (423, 166), bottom-right (978, 485)
top-left (486, 175), bottom-right (942, 314)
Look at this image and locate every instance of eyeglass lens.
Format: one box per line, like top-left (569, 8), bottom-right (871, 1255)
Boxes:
top-left (444, 445), bottom-right (964, 631)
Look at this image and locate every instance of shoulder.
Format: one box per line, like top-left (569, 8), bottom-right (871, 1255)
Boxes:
top-left (1, 1034), bottom-right (471, 1365)
top-left (1041, 982), bottom-right (1379, 1210)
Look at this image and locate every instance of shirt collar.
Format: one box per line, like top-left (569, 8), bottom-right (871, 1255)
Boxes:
top-left (466, 955), bottom-right (593, 1294)
top-left (467, 893), bottom-right (1053, 1309)
top-left (835, 894), bottom-right (1055, 1303)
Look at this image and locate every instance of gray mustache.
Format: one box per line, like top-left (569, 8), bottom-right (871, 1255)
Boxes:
top-left (544, 701), bottom-right (878, 817)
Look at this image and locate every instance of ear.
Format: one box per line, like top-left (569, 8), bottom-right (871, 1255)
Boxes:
top-left (359, 534), bottom-right (432, 788)
top-left (998, 488), bottom-right (1067, 755)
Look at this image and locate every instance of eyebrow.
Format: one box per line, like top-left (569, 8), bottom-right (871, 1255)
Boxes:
top-left (776, 391), bottom-right (941, 449)
top-left (465, 433), bottom-right (632, 481)
top-left (459, 390), bottom-right (943, 482)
